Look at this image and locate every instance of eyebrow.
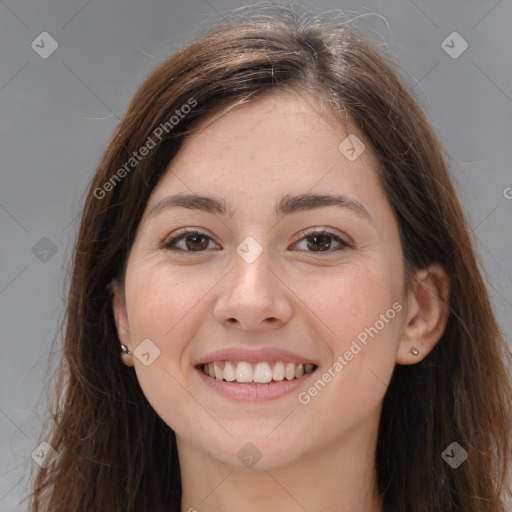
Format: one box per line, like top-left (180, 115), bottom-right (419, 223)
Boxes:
top-left (147, 192), bottom-right (372, 222)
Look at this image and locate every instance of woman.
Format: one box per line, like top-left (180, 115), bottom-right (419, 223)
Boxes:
top-left (27, 5), bottom-right (511, 511)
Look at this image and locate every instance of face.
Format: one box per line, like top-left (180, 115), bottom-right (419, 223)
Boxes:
top-left (112, 90), bottom-right (409, 470)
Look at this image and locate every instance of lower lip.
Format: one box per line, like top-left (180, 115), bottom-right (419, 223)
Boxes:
top-left (196, 368), bottom-right (317, 401)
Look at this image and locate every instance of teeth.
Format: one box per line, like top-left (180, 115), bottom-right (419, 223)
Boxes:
top-left (253, 362), bottom-right (273, 383)
top-left (235, 362), bottom-right (253, 383)
top-left (223, 361), bottom-right (236, 382)
top-left (285, 362), bottom-right (295, 380)
top-left (214, 361), bottom-right (223, 380)
top-left (202, 360), bottom-right (316, 383)
top-left (272, 362), bottom-right (285, 381)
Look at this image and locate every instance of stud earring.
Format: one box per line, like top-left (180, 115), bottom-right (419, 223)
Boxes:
top-left (120, 344), bottom-right (133, 356)
top-left (411, 347), bottom-right (420, 356)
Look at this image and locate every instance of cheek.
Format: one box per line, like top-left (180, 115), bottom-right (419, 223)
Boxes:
top-left (285, 265), bottom-right (404, 454)
top-left (302, 263), bottom-right (402, 395)
top-left (304, 263), bottom-right (403, 348)
top-left (125, 263), bottom-right (204, 343)
top-left (124, 268), bottom-right (206, 431)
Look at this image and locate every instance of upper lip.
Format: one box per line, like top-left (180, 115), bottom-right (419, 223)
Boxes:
top-left (195, 347), bottom-right (319, 366)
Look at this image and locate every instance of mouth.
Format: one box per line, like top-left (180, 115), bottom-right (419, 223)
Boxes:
top-left (196, 360), bottom-right (318, 384)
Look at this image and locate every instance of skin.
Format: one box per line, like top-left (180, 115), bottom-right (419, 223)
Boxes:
top-left (111, 90), bottom-right (450, 512)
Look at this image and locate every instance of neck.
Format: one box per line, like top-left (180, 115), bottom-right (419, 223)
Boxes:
top-left (178, 418), bottom-right (383, 512)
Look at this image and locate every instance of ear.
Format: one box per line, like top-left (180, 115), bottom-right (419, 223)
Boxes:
top-left (108, 279), bottom-right (134, 367)
top-left (396, 263), bottom-right (450, 365)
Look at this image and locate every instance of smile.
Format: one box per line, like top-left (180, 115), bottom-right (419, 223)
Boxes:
top-left (199, 360), bottom-right (318, 384)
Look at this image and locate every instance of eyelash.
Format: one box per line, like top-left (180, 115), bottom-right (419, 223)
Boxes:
top-left (160, 228), bottom-right (353, 255)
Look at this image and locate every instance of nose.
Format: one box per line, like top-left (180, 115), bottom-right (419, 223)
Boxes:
top-left (213, 245), bottom-right (293, 331)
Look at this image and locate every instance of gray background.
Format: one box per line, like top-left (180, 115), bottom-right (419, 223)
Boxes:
top-left (1, 0), bottom-right (511, 509)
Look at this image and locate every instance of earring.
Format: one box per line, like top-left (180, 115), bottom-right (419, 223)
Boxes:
top-left (120, 344), bottom-right (133, 356)
top-left (411, 347), bottom-right (420, 356)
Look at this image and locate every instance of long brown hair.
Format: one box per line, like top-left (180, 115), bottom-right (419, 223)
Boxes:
top-left (27, 5), bottom-right (511, 511)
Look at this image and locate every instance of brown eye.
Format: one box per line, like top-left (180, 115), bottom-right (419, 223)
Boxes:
top-left (163, 231), bottom-right (218, 252)
top-left (183, 233), bottom-right (209, 251)
top-left (306, 233), bottom-right (333, 251)
top-left (293, 230), bottom-right (352, 253)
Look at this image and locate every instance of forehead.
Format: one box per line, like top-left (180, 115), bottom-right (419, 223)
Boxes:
top-left (145, 91), bottom-right (383, 214)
